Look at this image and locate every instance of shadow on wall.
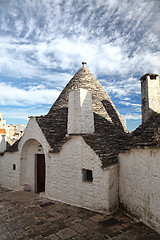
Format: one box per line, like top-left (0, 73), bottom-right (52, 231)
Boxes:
top-left (102, 99), bottom-right (125, 131)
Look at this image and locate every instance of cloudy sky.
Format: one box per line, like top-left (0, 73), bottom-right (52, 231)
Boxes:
top-left (0, 0), bottom-right (160, 131)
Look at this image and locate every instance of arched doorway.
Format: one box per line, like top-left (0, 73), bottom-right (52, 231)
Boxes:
top-left (20, 139), bottom-right (45, 193)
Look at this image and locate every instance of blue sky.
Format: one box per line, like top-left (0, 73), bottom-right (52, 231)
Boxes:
top-left (0, 0), bottom-right (160, 131)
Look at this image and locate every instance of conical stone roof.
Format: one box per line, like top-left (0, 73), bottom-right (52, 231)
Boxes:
top-left (35, 63), bottom-right (129, 167)
top-left (49, 63), bottom-right (127, 132)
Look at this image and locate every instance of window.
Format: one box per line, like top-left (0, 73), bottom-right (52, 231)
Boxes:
top-left (13, 164), bottom-right (16, 170)
top-left (82, 169), bottom-right (93, 182)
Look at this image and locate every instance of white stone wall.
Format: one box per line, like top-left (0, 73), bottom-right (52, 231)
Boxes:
top-left (0, 151), bottom-right (20, 190)
top-left (0, 117), bottom-right (50, 191)
top-left (19, 117), bottom-right (50, 192)
top-left (46, 136), bottom-right (118, 214)
top-left (68, 89), bottom-right (94, 134)
top-left (109, 164), bottom-right (119, 212)
top-left (119, 148), bottom-right (160, 233)
top-left (18, 117), bottom-right (50, 156)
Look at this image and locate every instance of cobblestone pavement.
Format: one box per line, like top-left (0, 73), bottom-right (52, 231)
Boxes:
top-left (0, 186), bottom-right (160, 240)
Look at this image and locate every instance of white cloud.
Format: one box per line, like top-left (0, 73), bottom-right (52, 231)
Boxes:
top-left (1, 34), bottom-right (159, 84)
top-left (0, 0), bottom-right (160, 80)
top-left (0, 82), bottom-right (60, 106)
top-left (122, 113), bottom-right (141, 120)
top-left (103, 77), bottom-right (141, 98)
top-left (119, 101), bottom-right (141, 113)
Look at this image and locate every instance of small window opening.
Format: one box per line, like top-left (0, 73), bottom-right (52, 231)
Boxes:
top-left (82, 169), bottom-right (93, 182)
top-left (13, 164), bottom-right (16, 170)
top-left (38, 144), bottom-right (42, 152)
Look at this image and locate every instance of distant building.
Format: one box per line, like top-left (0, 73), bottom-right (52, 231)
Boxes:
top-left (0, 113), bottom-right (25, 147)
top-left (6, 124), bottom-right (26, 146)
top-left (0, 63), bottom-right (160, 234)
top-left (0, 113), bottom-right (7, 153)
top-left (0, 112), bottom-right (7, 130)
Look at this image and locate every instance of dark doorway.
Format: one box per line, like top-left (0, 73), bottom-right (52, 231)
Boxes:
top-left (36, 154), bottom-right (45, 193)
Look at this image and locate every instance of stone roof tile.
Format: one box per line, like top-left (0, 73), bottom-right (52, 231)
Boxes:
top-left (5, 138), bottom-right (20, 152)
top-left (130, 112), bottom-right (160, 147)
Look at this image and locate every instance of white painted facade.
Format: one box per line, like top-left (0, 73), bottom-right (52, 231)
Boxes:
top-left (45, 136), bottom-right (118, 213)
top-left (0, 151), bottom-right (20, 190)
top-left (0, 117), bottom-right (50, 191)
top-left (119, 148), bottom-right (160, 234)
top-left (68, 89), bottom-right (94, 134)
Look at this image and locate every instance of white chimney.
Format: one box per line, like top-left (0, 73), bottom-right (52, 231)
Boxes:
top-left (67, 88), bottom-right (94, 134)
top-left (141, 73), bottom-right (160, 123)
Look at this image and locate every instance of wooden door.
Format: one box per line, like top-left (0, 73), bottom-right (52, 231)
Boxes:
top-left (36, 154), bottom-right (45, 193)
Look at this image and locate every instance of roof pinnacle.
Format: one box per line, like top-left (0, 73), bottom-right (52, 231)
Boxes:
top-left (82, 62), bottom-right (87, 66)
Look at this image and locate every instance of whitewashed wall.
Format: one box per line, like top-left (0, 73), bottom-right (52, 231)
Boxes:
top-left (68, 89), bottom-right (94, 134)
top-left (119, 148), bottom-right (160, 233)
top-left (18, 117), bottom-right (50, 156)
top-left (0, 117), bottom-right (50, 191)
top-left (46, 136), bottom-right (118, 214)
top-left (0, 151), bottom-right (20, 190)
top-left (19, 117), bottom-right (50, 192)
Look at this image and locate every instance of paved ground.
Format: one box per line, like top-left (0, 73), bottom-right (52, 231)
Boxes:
top-left (0, 186), bottom-right (160, 240)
